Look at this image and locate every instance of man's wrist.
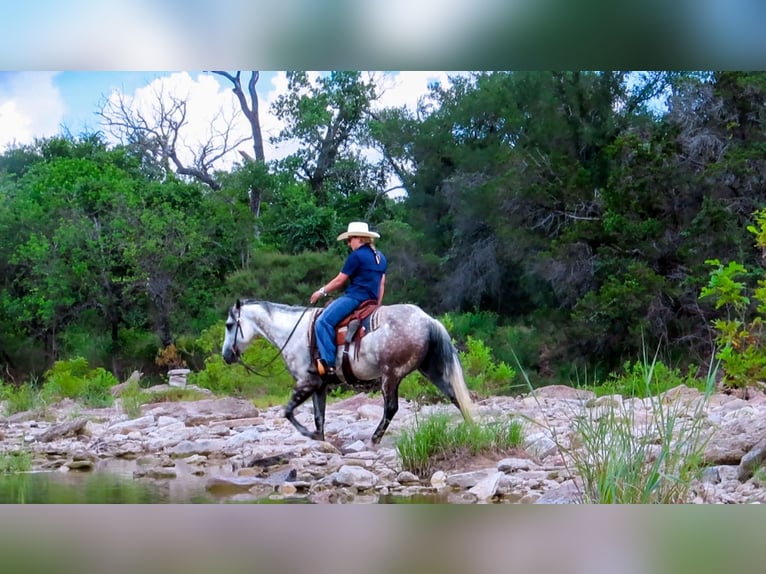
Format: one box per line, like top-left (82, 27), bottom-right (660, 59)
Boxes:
top-left (319, 287), bottom-right (327, 296)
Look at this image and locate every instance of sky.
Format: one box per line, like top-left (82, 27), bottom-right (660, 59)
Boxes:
top-left (0, 71), bottom-right (462, 171)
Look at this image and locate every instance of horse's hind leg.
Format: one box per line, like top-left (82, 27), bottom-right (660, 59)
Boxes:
top-left (284, 379), bottom-right (324, 441)
top-left (371, 376), bottom-right (400, 444)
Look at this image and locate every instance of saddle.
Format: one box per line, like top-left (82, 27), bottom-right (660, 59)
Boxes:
top-left (309, 299), bottom-right (380, 384)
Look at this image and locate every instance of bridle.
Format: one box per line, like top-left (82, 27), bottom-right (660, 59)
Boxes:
top-left (230, 303), bottom-right (313, 377)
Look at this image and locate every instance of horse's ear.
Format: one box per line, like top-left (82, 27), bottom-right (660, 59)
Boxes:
top-left (236, 299), bottom-right (242, 310)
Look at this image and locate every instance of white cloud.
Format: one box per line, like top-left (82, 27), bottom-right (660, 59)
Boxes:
top-left (376, 71), bottom-right (464, 113)
top-left (102, 71), bottom-right (253, 170)
top-left (0, 72), bottom-right (65, 150)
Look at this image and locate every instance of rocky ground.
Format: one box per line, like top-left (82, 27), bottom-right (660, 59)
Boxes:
top-left (3, 381), bottom-right (766, 503)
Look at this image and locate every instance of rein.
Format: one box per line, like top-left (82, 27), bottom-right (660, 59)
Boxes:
top-left (232, 303), bottom-right (313, 377)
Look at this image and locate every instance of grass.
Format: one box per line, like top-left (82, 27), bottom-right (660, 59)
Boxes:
top-left (395, 413), bottom-right (525, 477)
top-left (119, 379), bottom-right (212, 418)
top-left (514, 345), bottom-right (717, 504)
top-left (0, 450), bottom-right (32, 473)
top-left (0, 378), bottom-right (43, 416)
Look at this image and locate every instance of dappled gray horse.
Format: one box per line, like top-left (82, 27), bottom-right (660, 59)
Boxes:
top-left (221, 299), bottom-right (474, 443)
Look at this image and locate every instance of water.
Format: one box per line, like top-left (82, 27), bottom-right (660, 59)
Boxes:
top-left (0, 463), bottom-right (447, 504)
top-left (0, 470), bottom-right (219, 504)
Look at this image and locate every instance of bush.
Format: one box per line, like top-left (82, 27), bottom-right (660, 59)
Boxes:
top-left (187, 322), bottom-right (295, 399)
top-left (589, 359), bottom-right (706, 398)
top-left (225, 250), bottom-right (340, 305)
top-left (442, 310), bottom-right (498, 344)
top-left (0, 379), bottom-right (41, 415)
top-left (460, 336), bottom-right (517, 396)
top-left (399, 333), bottom-right (518, 403)
top-left (41, 357), bottom-right (117, 408)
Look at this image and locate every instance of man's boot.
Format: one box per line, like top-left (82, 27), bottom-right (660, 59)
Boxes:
top-left (309, 358), bottom-right (335, 378)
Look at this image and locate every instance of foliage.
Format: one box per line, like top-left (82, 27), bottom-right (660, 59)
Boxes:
top-left (394, 413), bottom-right (525, 477)
top-left (4, 72), bottom-right (766, 386)
top-left (187, 322), bottom-right (295, 399)
top-left (699, 256), bottom-right (766, 388)
top-left (41, 357), bottom-right (117, 408)
top-left (119, 376), bottom-right (210, 418)
top-left (588, 359), bottom-right (707, 398)
top-left (0, 379), bottom-right (41, 415)
top-left (155, 343), bottom-right (187, 369)
top-left (567, 358), bottom-right (715, 503)
top-left (0, 450), bottom-right (32, 474)
top-left (515, 348), bottom-right (716, 504)
top-left (459, 336), bottom-right (517, 395)
top-left (224, 250), bottom-right (340, 305)
top-left (398, 331), bottom-right (517, 403)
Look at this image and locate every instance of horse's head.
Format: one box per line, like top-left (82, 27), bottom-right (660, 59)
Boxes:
top-left (222, 299), bottom-right (256, 364)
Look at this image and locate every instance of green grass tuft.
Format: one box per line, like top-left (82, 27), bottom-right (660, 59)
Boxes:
top-left (395, 413), bottom-right (525, 477)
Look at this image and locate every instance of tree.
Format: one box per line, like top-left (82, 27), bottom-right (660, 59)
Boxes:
top-left (211, 71), bottom-right (268, 216)
top-left (211, 71), bottom-right (265, 163)
top-left (98, 75), bottom-right (251, 191)
top-left (270, 71), bottom-right (380, 204)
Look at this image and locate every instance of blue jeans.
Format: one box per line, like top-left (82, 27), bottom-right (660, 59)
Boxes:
top-left (315, 295), bottom-right (361, 367)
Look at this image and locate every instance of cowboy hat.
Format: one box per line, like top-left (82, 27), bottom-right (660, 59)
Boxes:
top-left (337, 221), bottom-right (380, 241)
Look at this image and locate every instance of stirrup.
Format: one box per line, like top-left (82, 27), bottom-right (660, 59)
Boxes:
top-left (310, 358), bottom-right (335, 377)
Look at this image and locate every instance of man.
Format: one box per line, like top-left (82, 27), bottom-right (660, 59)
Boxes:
top-left (309, 221), bottom-right (387, 378)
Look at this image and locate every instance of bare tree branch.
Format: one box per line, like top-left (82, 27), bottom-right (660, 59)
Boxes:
top-left (98, 81), bottom-right (251, 191)
top-left (212, 71), bottom-right (265, 162)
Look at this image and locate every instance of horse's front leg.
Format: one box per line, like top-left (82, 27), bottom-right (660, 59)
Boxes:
top-left (371, 375), bottom-right (400, 444)
top-left (284, 378), bottom-right (324, 441)
top-left (311, 383), bottom-right (327, 441)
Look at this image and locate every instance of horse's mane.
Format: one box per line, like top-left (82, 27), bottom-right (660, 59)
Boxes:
top-left (238, 299), bottom-right (308, 316)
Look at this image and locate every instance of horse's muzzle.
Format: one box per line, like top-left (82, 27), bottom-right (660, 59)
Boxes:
top-left (222, 348), bottom-right (239, 364)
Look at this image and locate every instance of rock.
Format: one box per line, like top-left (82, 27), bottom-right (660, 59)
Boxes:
top-left (142, 397), bottom-right (258, 425)
top-left (168, 368), bottom-right (190, 388)
top-left (134, 466), bottom-right (177, 479)
top-left (525, 433), bottom-right (559, 459)
top-left (357, 404), bottom-right (384, 420)
top-left (532, 385), bottom-right (595, 401)
top-left (446, 469), bottom-right (494, 489)
top-left (37, 418), bottom-right (88, 442)
top-left (224, 429), bottom-right (261, 452)
top-left (109, 415), bottom-right (156, 434)
top-left (468, 471), bottom-right (503, 502)
top-left (332, 465), bottom-right (379, 490)
top-left (342, 440), bottom-right (367, 453)
top-left (738, 437), bottom-right (766, 481)
top-left (111, 370), bottom-right (142, 397)
top-left (10, 378), bottom-right (766, 504)
top-left (497, 457), bottom-right (538, 472)
top-left (207, 475), bottom-right (270, 493)
top-left (279, 483), bottom-right (298, 495)
top-left (535, 480), bottom-right (583, 504)
top-left (396, 471), bottom-right (420, 484)
top-left (169, 439), bottom-right (227, 457)
top-left (66, 459), bottom-right (95, 471)
top-left (430, 470), bottom-right (447, 488)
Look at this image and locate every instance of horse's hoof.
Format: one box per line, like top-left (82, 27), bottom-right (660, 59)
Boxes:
top-left (310, 432), bottom-right (325, 441)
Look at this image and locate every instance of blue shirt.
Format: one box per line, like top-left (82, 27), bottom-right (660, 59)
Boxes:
top-left (341, 244), bottom-right (387, 301)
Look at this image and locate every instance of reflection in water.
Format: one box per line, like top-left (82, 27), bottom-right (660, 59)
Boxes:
top-left (0, 464), bottom-right (447, 504)
top-left (0, 465), bottom-right (220, 504)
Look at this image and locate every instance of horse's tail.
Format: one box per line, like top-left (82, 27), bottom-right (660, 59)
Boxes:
top-left (424, 319), bottom-right (475, 423)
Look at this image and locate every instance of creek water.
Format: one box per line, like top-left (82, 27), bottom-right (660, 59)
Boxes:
top-left (0, 461), bottom-right (445, 504)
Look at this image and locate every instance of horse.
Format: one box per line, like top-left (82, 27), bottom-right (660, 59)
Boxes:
top-left (221, 298), bottom-right (475, 444)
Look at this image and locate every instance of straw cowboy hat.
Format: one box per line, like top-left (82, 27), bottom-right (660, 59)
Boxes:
top-left (336, 221), bottom-right (381, 241)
